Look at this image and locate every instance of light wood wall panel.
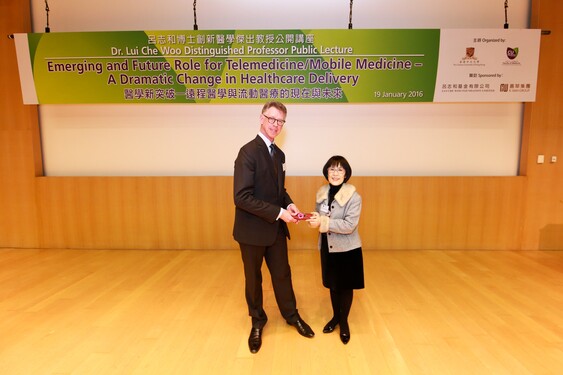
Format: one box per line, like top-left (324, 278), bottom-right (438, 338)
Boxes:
top-left (289, 176), bottom-right (526, 251)
top-left (521, 0), bottom-right (563, 250)
top-left (34, 176), bottom-right (526, 251)
top-left (35, 177), bottom-right (238, 250)
top-left (0, 129), bottom-right (40, 248)
top-left (0, 0), bottom-right (41, 248)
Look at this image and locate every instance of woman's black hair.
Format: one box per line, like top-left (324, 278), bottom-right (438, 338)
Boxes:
top-left (322, 155), bottom-right (352, 183)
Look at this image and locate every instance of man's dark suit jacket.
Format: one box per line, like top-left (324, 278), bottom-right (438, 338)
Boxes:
top-left (233, 135), bottom-right (292, 246)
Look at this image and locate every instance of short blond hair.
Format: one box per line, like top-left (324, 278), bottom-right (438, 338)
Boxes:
top-left (261, 101), bottom-right (287, 116)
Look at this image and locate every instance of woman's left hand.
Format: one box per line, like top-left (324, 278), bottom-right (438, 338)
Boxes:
top-left (307, 212), bottom-right (321, 228)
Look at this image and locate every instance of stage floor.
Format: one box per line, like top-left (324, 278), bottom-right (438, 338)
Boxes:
top-left (1, 248), bottom-right (562, 374)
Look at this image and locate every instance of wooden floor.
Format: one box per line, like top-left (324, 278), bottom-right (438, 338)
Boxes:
top-left (1, 248), bottom-right (562, 374)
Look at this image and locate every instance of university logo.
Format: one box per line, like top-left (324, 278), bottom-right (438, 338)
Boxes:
top-left (456, 47), bottom-right (481, 66)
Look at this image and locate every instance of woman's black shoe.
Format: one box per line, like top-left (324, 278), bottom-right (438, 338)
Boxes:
top-left (340, 322), bottom-right (350, 344)
top-left (322, 318), bottom-right (339, 333)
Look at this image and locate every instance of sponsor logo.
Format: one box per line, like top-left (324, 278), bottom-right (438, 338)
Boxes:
top-left (499, 83), bottom-right (531, 93)
top-left (506, 47), bottom-right (519, 60)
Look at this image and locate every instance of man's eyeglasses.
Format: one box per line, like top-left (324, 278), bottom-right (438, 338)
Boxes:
top-left (263, 114), bottom-right (286, 127)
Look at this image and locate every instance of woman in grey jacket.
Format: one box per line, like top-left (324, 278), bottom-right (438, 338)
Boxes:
top-left (307, 155), bottom-right (365, 344)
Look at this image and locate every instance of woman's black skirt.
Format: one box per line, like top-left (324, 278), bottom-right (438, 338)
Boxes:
top-left (320, 234), bottom-right (365, 290)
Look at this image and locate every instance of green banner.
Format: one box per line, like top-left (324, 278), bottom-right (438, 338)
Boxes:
top-left (23, 29), bottom-right (440, 104)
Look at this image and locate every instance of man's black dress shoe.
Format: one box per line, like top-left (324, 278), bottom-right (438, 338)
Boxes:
top-left (322, 319), bottom-right (339, 333)
top-left (248, 328), bottom-right (262, 353)
top-left (287, 318), bottom-right (315, 338)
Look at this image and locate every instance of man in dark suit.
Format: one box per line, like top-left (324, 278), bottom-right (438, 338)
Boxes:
top-left (233, 101), bottom-right (315, 354)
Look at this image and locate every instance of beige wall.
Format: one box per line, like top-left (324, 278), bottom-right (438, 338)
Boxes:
top-left (1, 0), bottom-right (561, 251)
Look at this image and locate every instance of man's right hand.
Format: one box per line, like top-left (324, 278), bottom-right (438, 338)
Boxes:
top-left (280, 208), bottom-right (298, 223)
